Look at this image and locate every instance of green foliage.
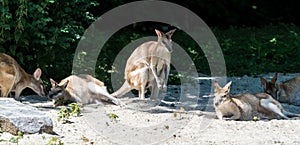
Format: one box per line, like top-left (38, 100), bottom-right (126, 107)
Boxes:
top-left (57, 107), bottom-right (70, 122)
top-left (9, 131), bottom-right (23, 144)
top-left (213, 23), bottom-right (300, 76)
top-left (58, 103), bottom-right (81, 123)
top-left (46, 136), bottom-right (64, 145)
top-left (107, 112), bottom-right (119, 122)
top-left (0, 0), bottom-right (99, 82)
top-left (164, 125), bottom-right (169, 129)
top-left (68, 103), bottom-right (81, 117)
top-left (0, 131), bottom-right (23, 143)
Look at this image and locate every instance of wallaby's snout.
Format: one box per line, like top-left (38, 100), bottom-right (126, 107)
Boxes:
top-left (47, 87), bottom-right (63, 99)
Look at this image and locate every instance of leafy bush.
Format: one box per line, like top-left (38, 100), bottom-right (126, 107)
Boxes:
top-left (1, 1), bottom-right (300, 95)
top-left (0, 0), bottom-right (98, 84)
top-left (213, 23), bottom-right (300, 76)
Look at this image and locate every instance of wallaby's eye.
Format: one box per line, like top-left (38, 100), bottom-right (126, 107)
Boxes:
top-left (222, 94), bottom-right (227, 98)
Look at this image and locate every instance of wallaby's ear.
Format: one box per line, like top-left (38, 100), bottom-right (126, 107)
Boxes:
top-left (271, 73), bottom-right (278, 83)
top-left (166, 29), bottom-right (176, 38)
top-left (62, 80), bottom-right (69, 89)
top-left (33, 68), bottom-right (42, 80)
top-left (260, 77), bottom-right (267, 87)
top-left (224, 81), bottom-right (232, 91)
top-left (50, 78), bottom-right (57, 88)
top-left (213, 81), bottom-right (221, 90)
top-left (155, 29), bottom-right (163, 37)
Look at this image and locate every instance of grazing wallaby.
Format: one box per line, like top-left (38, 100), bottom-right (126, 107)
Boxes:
top-left (213, 81), bottom-right (300, 121)
top-left (260, 73), bottom-right (300, 106)
top-left (112, 29), bottom-right (176, 100)
top-left (0, 53), bottom-right (46, 100)
top-left (48, 74), bottom-right (124, 106)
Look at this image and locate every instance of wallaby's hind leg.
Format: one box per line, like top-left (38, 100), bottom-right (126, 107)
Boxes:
top-left (150, 64), bottom-right (163, 89)
top-left (88, 82), bottom-right (125, 106)
top-left (260, 99), bottom-right (289, 119)
top-left (139, 84), bottom-right (146, 100)
top-left (162, 63), bottom-right (169, 89)
top-left (150, 80), bottom-right (159, 100)
top-left (283, 111), bottom-right (300, 118)
top-left (150, 57), bottom-right (164, 89)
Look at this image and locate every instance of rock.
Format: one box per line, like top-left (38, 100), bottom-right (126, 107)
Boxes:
top-left (0, 98), bottom-right (53, 135)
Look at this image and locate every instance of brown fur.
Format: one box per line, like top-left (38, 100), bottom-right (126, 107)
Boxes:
top-left (260, 73), bottom-right (300, 106)
top-left (0, 53), bottom-right (45, 100)
top-left (112, 29), bottom-right (176, 100)
top-left (214, 81), bottom-right (300, 121)
top-left (126, 61), bottom-right (150, 99)
top-left (49, 74), bottom-right (124, 106)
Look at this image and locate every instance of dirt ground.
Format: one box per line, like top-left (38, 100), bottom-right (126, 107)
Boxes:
top-left (1, 73), bottom-right (300, 145)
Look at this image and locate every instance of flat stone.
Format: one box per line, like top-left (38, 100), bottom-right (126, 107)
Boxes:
top-left (0, 98), bottom-right (53, 135)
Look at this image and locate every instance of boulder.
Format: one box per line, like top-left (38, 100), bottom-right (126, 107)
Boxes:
top-left (0, 98), bottom-right (53, 135)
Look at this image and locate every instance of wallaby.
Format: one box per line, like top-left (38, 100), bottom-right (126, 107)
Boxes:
top-left (213, 81), bottom-right (300, 121)
top-left (126, 60), bottom-right (150, 99)
top-left (260, 73), bottom-right (300, 106)
top-left (48, 74), bottom-right (125, 106)
top-left (0, 53), bottom-right (46, 100)
top-left (112, 29), bottom-right (176, 100)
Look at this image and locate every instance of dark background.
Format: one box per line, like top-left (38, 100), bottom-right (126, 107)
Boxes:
top-left (1, 0), bottom-right (300, 92)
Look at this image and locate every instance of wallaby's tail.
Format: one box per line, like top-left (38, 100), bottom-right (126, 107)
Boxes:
top-left (283, 110), bottom-right (300, 118)
top-left (111, 81), bottom-right (132, 98)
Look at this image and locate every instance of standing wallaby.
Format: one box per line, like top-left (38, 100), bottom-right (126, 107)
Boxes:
top-left (48, 74), bottom-right (125, 106)
top-left (0, 53), bottom-right (46, 100)
top-left (260, 73), bottom-right (300, 106)
top-left (112, 29), bottom-right (176, 100)
top-left (213, 81), bottom-right (300, 121)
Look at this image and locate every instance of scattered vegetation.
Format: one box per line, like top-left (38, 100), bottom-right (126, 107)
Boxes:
top-left (107, 113), bottom-right (119, 122)
top-left (58, 103), bottom-right (82, 123)
top-left (81, 136), bottom-right (94, 144)
top-left (164, 125), bottom-right (170, 130)
top-left (46, 136), bottom-right (64, 145)
top-left (68, 103), bottom-right (82, 117)
top-left (173, 107), bottom-right (186, 120)
top-left (0, 131), bottom-right (23, 144)
top-left (57, 107), bottom-right (70, 123)
top-left (253, 116), bottom-right (259, 121)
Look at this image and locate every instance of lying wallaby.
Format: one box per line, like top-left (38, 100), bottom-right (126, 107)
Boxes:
top-left (260, 73), bottom-right (300, 106)
top-left (0, 53), bottom-right (46, 100)
top-left (48, 74), bottom-right (124, 106)
top-left (213, 81), bottom-right (300, 121)
top-left (112, 29), bottom-right (176, 100)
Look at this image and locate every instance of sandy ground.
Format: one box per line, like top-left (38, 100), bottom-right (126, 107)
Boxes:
top-left (1, 73), bottom-right (300, 145)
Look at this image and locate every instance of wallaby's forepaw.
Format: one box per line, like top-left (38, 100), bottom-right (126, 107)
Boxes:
top-left (157, 84), bottom-right (167, 90)
top-left (14, 96), bottom-right (21, 101)
top-left (162, 84), bottom-right (167, 90)
top-left (157, 84), bottom-right (163, 89)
